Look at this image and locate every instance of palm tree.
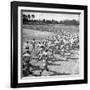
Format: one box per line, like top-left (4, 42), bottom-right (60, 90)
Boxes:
top-left (31, 14), bottom-right (35, 20)
top-left (23, 14), bottom-right (28, 24)
top-left (28, 14), bottom-right (31, 21)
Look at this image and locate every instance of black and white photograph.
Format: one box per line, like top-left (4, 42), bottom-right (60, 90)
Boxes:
top-left (21, 11), bottom-right (80, 77)
top-left (11, 1), bottom-right (87, 88)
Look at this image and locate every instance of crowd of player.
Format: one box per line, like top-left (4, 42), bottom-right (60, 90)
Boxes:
top-left (22, 31), bottom-right (79, 76)
top-left (23, 31), bottom-right (79, 56)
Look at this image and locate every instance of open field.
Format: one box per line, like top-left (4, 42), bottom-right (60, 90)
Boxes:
top-left (22, 29), bottom-right (55, 41)
top-left (22, 24), bottom-right (79, 42)
top-left (22, 24), bottom-right (79, 34)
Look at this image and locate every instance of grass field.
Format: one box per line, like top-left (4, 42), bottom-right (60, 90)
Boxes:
top-left (22, 29), bottom-right (55, 41)
top-left (22, 24), bottom-right (79, 33)
top-left (22, 24), bottom-right (79, 42)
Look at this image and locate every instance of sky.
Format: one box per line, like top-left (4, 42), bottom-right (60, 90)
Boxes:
top-left (23, 11), bottom-right (80, 21)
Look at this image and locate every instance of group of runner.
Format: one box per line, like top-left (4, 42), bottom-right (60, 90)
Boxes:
top-left (23, 32), bottom-right (79, 58)
top-left (22, 31), bottom-right (79, 76)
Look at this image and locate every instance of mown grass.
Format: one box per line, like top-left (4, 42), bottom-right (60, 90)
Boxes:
top-left (22, 24), bottom-right (79, 34)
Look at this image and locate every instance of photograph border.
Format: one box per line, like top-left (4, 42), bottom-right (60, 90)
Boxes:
top-left (11, 1), bottom-right (88, 88)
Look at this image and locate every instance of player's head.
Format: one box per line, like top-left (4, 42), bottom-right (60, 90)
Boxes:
top-left (33, 38), bottom-right (35, 41)
top-left (26, 41), bottom-right (29, 43)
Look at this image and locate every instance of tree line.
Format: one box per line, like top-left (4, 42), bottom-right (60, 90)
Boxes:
top-left (22, 14), bottom-right (79, 25)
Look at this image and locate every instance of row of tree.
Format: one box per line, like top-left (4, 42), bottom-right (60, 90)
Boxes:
top-left (22, 14), bottom-right (79, 25)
